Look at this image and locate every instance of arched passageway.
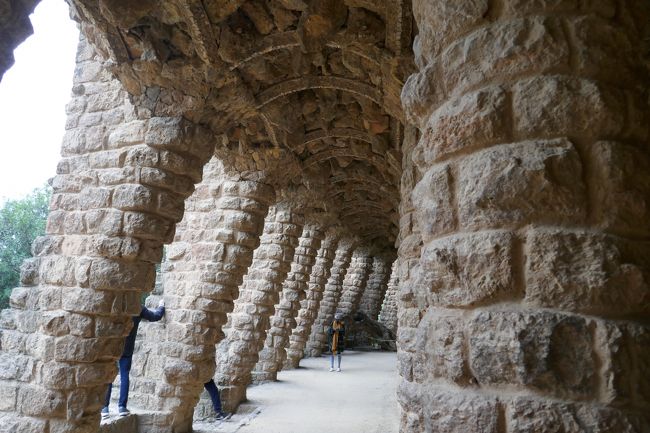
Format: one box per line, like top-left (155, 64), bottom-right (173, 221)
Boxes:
top-left (0, 1), bottom-right (649, 432)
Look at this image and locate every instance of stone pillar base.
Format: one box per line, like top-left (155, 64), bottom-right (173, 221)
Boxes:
top-left (250, 370), bottom-right (277, 384)
top-left (220, 385), bottom-right (248, 413)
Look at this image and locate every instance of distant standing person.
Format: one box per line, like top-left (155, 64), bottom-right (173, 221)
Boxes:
top-left (328, 312), bottom-right (345, 372)
top-left (101, 299), bottom-right (165, 419)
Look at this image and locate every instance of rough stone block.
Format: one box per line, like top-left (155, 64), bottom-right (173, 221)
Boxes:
top-left (416, 231), bottom-right (515, 307)
top-left (442, 16), bottom-right (568, 95)
top-left (591, 141), bottom-right (650, 236)
top-left (424, 389), bottom-right (499, 433)
top-left (468, 310), bottom-right (595, 399)
top-left (415, 86), bottom-right (508, 167)
top-left (411, 164), bottom-right (455, 243)
top-left (525, 229), bottom-right (650, 315)
top-left (458, 139), bottom-right (587, 229)
top-left (513, 75), bottom-right (625, 139)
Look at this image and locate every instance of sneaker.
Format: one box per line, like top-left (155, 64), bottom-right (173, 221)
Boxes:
top-left (329, 367), bottom-right (334, 372)
top-left (101, 407), bottom-right (109, 420)
top-left (337, 368), bottom-right (341, 372)
top-left (215, 411), bottom-right (231, 421)
top-left (118, 407), bottom-right (130, 417)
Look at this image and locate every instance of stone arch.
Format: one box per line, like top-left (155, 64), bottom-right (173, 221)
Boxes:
top-left (0, 38), bottom-right (215, 432)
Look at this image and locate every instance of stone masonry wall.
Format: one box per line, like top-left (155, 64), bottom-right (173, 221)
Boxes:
top-left (0, 36), bottom-right (213, 432)
top-left (215, 203), bottom-right (304, 412)
top-left (0, 0), bottom-right (39, 80)
top-left (378, 260), bottom-right (399, 334)
top-left (398, 1), bottom-right (650, 431)
top-left (359, 255), bottom-right (393, 320)
top-left (252, 224), bottom-right (324, 383)
top-left (305, 238), bottom-right (357, 357)
top-left (284, 231), bottom-right (339, 369)
top-left (337, 249), bottom-right (374, 318)
top-left (126, 157), bottom-right (275, 432)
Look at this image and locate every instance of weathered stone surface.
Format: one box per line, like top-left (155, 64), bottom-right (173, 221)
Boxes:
top-left (458, 139), bottom-right (587, 229)
top-left (469, 311), bottom-right (596, 399)
top-left (525, 230), bottom-right (650, 315)
top-left (417, 231), bottom-right (516, 307)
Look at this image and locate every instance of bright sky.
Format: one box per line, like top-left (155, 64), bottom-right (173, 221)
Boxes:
top-left (0, 0), bottom-right (79, 203)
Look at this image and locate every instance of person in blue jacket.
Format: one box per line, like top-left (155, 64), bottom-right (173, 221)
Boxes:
top-left (101, 299), bottom-right (165, 418)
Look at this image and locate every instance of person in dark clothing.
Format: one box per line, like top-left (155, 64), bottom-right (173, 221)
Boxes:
top-left (101, 299), bottom-right (165, 418)
top-left (204, 379), bottom-right (231, 420)
top-left (328, 312), bottom-right (346, 372)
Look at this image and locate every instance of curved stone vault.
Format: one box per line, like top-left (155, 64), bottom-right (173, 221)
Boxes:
top-left (1, 0), bottom-right (649, 432)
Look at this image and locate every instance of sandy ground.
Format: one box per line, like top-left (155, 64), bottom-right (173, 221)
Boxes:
top-left (194, 351), bottom-right (399, 433)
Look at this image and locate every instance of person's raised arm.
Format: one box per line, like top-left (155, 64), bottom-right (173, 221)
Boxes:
top-left (140, 299), bottom-right (165, 322)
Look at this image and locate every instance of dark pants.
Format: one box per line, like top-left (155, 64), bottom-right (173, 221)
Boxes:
top-left (204, 379), bottom-right (222, 413)
top-left (104, 356), bottom-right (132, 409)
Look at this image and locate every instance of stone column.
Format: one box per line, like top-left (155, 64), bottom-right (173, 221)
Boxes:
top-left (337, 249), bottom-right (373, 318)
top-left (215, 203), bottom-right (304, 411)
top-left (399, 1), bottom-right (650, 431)
top-left (305, 238), bottom-right (357, 357)
top-left (252, 224), bottom-right (324, 383)
top-left (0, 38), bottom-right (213, 432)
top-left (378, 260), bottom-right (399, 333)
top-left (359, 255), bottom-right (393, 320)
top-left (124, 158), bottom-right (275, 432)
top-left (284, 231), bottom-right (340, 369)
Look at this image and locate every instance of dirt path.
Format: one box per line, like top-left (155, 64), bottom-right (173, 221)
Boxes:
top-left (194, 351), bottom-right (399, 433)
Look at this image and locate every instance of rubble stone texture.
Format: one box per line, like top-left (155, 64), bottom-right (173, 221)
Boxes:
top-left (378, 260), bottom-right (399, 333)
top-left (128, 157), bottom-right (275, 431)
top-left (398, 0), bottom-right (650, 431)
top-left (337, 249), bottom-right (374, 317)
top-left (284, 231), bottom-right (339, 369)
top-left (215, 204), bottom-right (304, 411)
top-left (0, 0), bottom-right (39, 80)
top-left (0, 35), bottom-right (215, 432)
top-left (1, 0), bottom-right (649, 432)
top-left (305, 238), bottom-right (357, 357)
top-left (252, 223), bottom-right (324, 383)
top-left (359, 255), bottom-right (393, 320)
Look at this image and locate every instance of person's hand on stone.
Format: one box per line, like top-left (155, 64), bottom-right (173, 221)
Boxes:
top-left (158, 298), bottom-right (165, 308)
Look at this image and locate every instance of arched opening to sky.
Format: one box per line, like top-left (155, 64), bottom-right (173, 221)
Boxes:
top-left (0, 0), bottom-right (78, 202)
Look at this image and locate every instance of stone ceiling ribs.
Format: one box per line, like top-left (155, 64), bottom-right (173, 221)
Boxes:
top-left (60, 0), bottom-right (413, 247)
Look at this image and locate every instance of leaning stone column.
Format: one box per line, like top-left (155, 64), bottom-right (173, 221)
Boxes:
top-left (305, 237), bottom-right (357, 357)
top-left (399, 1), bottom-right (650, 431)
top-left (378, 260), bottom-right (399, 333)
top-left (337, 248), bottom-right (373, 318)
top-left (284, 230), bottom-right (340, 369)
top-left (215, 203), bottom-right (304, 411)
top-left (252, 223), bottom-right (325, 383)
top-left (126, 158), bottom-right (275, 432)
top-left (358, 255), bottom-right (394, 320)
top-left (0, 38), bottom-right (213, 432)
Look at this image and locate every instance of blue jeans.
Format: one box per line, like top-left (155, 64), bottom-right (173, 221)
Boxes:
top-left (330, 353), bottom-right (341, 369)
top-left (104, 356), bottom-right (132, 409)
top-left (204, 379), bottom-right (222, 413)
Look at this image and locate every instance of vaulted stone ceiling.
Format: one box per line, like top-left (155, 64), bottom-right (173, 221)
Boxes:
top-left (66, 0), bottom-right (414, 248)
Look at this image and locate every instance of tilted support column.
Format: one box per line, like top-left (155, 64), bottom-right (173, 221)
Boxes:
top-left (252, 224), bottom-right (324, 383)
top-left (378, 260), bottom-right (399, 334)
top-left (284, 232), bottom-right (339, 369)
top-left (399, 1), bottom-right (650, 431)
top-left (337, 249), bottom-right (373, 318)
top-left (216, 203), bottom-right (304, 411)
top-left (0, 38), bottom-right (213, 433)
top-left (359, 255), bottom-right (393, 320)
top-left (128, 157), bottom-right (275, 432)
top-left (305, 238), bottom-right (357, 357)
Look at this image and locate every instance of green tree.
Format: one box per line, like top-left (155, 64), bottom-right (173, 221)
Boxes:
top-left (0, 186), bottom-right (51, 309)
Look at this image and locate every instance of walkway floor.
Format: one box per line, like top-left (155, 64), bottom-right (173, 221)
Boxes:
top-left (194, 351), bottom-right (399, 433)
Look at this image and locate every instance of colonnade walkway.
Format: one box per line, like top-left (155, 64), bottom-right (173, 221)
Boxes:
top-left (194, 351), bottom-right (399, 433)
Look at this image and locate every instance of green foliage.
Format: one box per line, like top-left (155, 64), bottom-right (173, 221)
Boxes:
top-left (0, 186), bottom-right (51, 309)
